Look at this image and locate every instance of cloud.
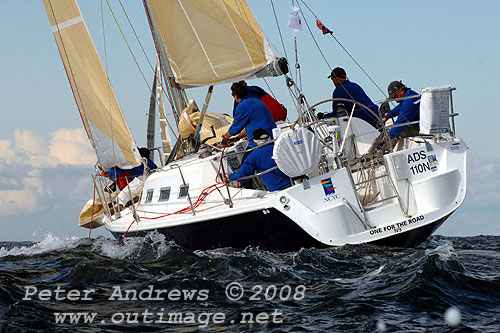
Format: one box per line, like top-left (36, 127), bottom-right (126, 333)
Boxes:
top-left (0, 189), bottom-right (39, 215)
top-left (0, 128), bottom-right (95, 216)
top-left (48, 128), bottom-right (96, 166)
top-left (13, 130), bottom-right (47, 156)
top-left (0, 140), bottom-right (19, 165)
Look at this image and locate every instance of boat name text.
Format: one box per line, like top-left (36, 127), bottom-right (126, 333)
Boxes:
top-left (369, 215), bottom-right (425, 236)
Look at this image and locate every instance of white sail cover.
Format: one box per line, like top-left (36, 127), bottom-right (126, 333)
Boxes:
top-left (43, 0), bottom-right (141, 170)
top-left (145, 0), bottom-right (278, 87)
top-left (273, 127), bottom-right (322, 177)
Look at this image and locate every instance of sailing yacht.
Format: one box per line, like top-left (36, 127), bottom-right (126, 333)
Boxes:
top-left (43, 0), bottom-right (467, 250)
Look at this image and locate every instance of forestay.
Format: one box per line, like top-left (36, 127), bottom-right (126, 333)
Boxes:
top-left (145, 0), bottom-right (280, 87)
top-left (43, 0), bottom-right (141, 170)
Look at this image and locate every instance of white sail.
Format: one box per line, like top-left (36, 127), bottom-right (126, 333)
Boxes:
top-left (43, 0), bottom-right (141, 170)
top-left (145, 0), bottom-right (281, 88)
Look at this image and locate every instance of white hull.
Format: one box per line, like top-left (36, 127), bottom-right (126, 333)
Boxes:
top-left (103, 137), bottom-right (467, 249)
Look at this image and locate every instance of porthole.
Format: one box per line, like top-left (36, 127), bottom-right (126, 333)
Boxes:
top-left (145, 189), bottom-right (154, 203)
top-left (159, 187), bottom-right (171, 202)
top-left (178, 184), bottom-right (189, 198)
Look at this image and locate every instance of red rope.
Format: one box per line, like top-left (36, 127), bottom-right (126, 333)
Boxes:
top-left (119, 141), bottom-right (231, 242)
top-left (119, 219), bottom-right (136, 244)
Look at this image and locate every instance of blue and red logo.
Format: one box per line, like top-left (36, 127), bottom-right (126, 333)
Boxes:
top-left (321, 178), bottom-right (336, 195)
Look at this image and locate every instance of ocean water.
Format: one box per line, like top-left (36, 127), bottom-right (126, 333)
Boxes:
top-left (0, 233), bottom-right (499, 332)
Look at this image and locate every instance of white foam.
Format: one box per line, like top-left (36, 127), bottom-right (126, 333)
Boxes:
top-left (92, 231), bottom-right (170, 260)
top-left (376, 319), bottom-right (387, 332)
top-left (0, 233), bottom-right (81, 258)
top-left (425, 244), bottom-right (456, 262)
top-left (445, 306), bottom-right (461, 327)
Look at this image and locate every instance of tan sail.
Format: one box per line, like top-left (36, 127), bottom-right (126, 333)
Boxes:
top-left (178, 100), bottom-right (233, 145)
top-left (146, 0), bottom-right (280, 87)
top-left (43, 0), bottom-right (141, 170)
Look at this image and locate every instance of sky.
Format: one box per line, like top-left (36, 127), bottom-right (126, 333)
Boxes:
top-left (1, 0), bottom-right (499, 241)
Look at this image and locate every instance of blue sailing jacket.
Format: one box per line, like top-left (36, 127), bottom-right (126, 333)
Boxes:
top-left (228, 96), bottom-right (277, 147)
top-left (386, 89), bottom-right (420, 138)
top-left (108, 159), bottom-right (157, 180)
top-left (228, 144), bottom-right (291, 192)
top-left (324, 80), bottom-right (379, 128)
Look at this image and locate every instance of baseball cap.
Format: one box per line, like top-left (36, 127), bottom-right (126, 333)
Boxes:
top-left (387, 80), bottom-right (405, 99)
top-left (327, 67), bottom-right (347, 79)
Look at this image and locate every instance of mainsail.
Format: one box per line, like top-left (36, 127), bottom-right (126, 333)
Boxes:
top-left (145, 0), bottom-right (283, 88)
top-left (43, 0), bottom-right (141, 170)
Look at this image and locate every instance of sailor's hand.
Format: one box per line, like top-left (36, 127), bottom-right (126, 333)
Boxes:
top-left (317, 112), bottom-right (325, 120)
top-left (376, 138), bottom-right (387, 151)
top-left (221, 133), bottom-right (231, 146)
top-left (376, 115), bottom-right (389, 129)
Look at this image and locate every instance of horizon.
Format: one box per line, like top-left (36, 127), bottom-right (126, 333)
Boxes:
top-left (0, 0), bottom-right (499, 241)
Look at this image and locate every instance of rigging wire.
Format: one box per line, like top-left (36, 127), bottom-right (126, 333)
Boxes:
top-left (101, 0), bottom-right (118, 168)
top-left (270, 0), bottom-right (291, 73)
top-left (104, 0), bottom-right (153, 94)
top-left (297, 0), bottom-right (387, 99)
top-left (269, 0), bottom-right (300, 121)
top-left (117, 0), bottom-right (178, 125)
top-left (117, 0), bottom-right (154, 73)
top-left (294, 2), bottom-right (331, 71)
top-left (106, 0), bottom-right (178, 141)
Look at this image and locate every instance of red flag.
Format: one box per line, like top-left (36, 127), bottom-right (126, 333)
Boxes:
top-left (316, 18), bottom-right (333, 35)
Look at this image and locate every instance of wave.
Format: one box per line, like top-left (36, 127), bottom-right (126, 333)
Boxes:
top-left (0, 235), bottom-right (499, 331)
top-left (0, 233), bottom-right (82, 258)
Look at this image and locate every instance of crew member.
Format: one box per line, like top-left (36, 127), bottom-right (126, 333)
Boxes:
top-left (223, 81), bottom-right (277, 148)
top-left (383, 80), bottom-right (420, 144)
top-left (108, 147), bottom-right (157, 190)
top-left (318, 67), bottom-right (379, 128)
top-left (228, 129), bottom-right (291, 192)
top-left (232, 81), bottom-right (287, 122)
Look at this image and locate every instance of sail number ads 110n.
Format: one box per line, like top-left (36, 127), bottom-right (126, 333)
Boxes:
top-left (407, 150), bottom-right (436, 175)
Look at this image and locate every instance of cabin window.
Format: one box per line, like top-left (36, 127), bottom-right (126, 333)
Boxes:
top-left (158, 187), bottom-right (171, 202)
top-left (145, 189), bottom-right (154, 203)
top-left (178, 184), bottom-right (189, 199)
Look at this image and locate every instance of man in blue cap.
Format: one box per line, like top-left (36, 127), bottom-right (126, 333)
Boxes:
top-left (376, 80), bottom-right (420, 150)
top-left (384, 80), bottom-right (420, 139)
top-left (318, 67), bottom-right (380, 128)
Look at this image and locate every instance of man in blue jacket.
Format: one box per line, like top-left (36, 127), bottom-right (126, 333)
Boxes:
top-left (318, 67), bottom-right (379, 128)
top-left (223, 82), bottom-right (277, 148)
top-left (384, 80), bottom-right (420, 139)
top-left (232, 81), bottom-right (287, 122)
top-left (108, 147), bottom-right (157, 189)
top-left (228, 129), bottom-right (291, 192)
top-left (376, 81), bottom-right (420, 151)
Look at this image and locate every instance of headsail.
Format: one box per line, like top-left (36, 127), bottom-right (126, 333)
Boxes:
top-left (43, 0), bottom-right (141, 170)
top-left (145, 0), bottom-right (284, 88)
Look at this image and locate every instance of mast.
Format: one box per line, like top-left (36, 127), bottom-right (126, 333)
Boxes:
top-left (143, 0), bottom-right (187, 123)
top-left (146, 67), bottom-right (157, 158)
top-left (155, 61), bottom-right (173, 163)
